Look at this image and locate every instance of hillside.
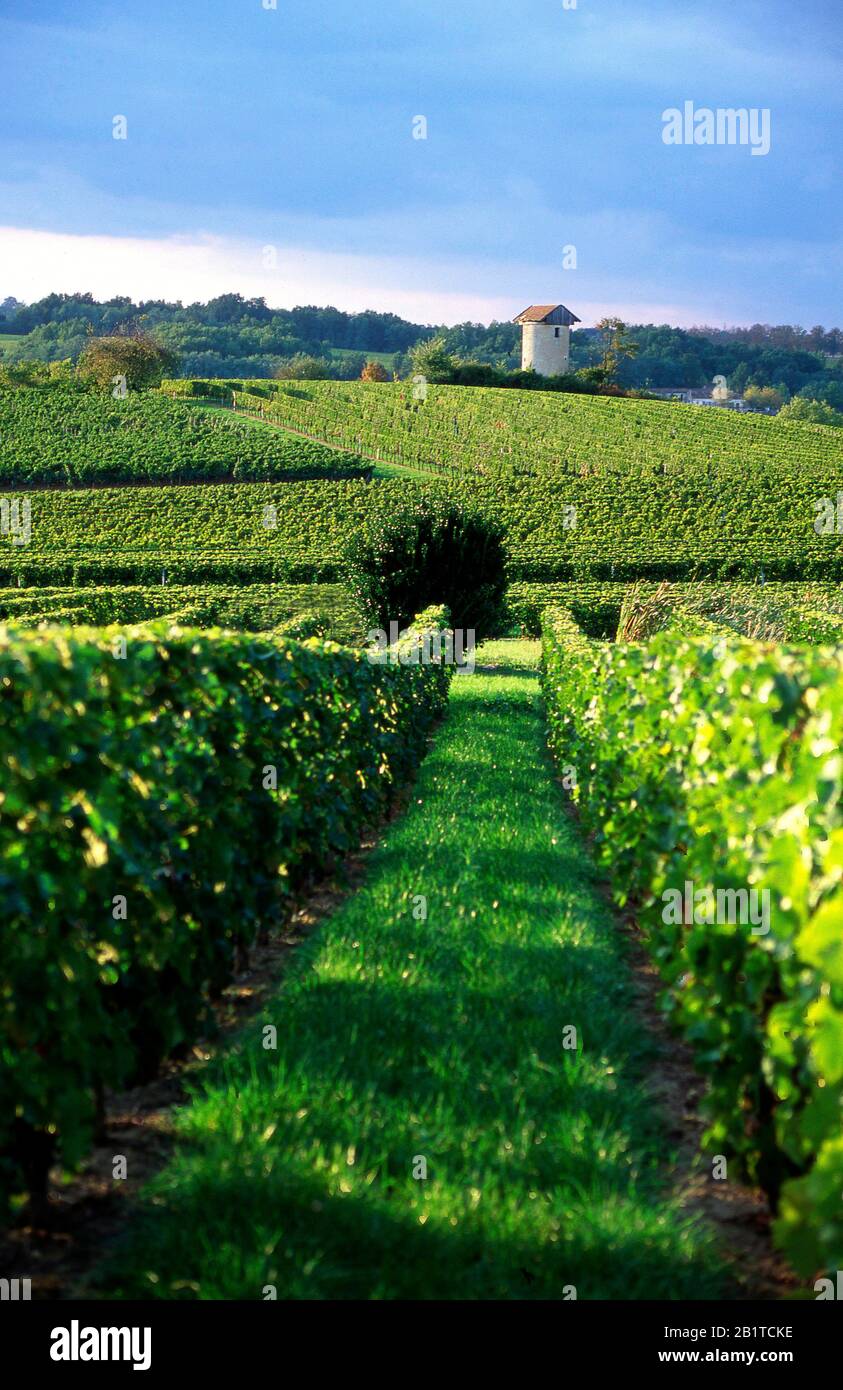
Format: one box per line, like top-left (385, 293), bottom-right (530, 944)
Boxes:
top-left (0, 386), bottom-right (368, 485)
top-left (2, 380), bottom-right (842, 637)
top-left (4, 466), bottom-right (843, 590)
top-left (2, 369), bottom-right (843, 1307)
top-left (167, 378), bottom-right (843, 480)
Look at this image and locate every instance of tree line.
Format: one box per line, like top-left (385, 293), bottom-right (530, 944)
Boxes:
top-left (1, 293), bottom-right (841, 408)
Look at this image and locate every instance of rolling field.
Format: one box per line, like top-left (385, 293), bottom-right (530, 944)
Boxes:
top-left (3, 383), bottom-right (842, 631)
top-left (0, 334), bottom-right (26, 356)
top-left (0, 386), bottom-right (369, 485)
top-left (4, 457), bottom-right (843, 601)
top-left (163, 376), bottom-right (843, 479)
top-left (1, 375), bottom-right (843, 1302)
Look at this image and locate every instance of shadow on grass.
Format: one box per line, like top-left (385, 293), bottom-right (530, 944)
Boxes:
top-left (94, 664), bottom-right (728, 1301)
top-left (99, 1157), bottom-right (714, 1301)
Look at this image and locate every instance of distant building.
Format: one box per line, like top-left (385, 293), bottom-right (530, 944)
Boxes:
top-left (514, 304), bottom-right (581, 376)
top-left (647, 386), bottom-right (773, 413)
top-left (691, 397), bottom-right (756, 411)
top-left (647, 387), bottom-right (698, 403)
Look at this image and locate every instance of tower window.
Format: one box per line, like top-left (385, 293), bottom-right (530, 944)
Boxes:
top-left (555, 327), bottom-right (560, 338)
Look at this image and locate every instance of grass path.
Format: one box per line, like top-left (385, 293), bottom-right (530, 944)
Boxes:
top-left (99, 642), bottom-right (724, 1299)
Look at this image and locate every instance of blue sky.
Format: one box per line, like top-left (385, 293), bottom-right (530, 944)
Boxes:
top-left (0, 0), bottom-right (841, 326)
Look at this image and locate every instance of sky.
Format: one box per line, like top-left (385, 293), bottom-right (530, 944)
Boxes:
top-left (0, 0), bottom-right (841, 328)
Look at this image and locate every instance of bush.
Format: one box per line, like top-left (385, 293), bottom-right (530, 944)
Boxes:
top-left (272, 354), bottom-right (334, 381)
top-left (345, 496), bottom-right (507, 641)
top-left (0, 360), bottom-right (78, 390)
top-left (744, 385), bottom-right (785, 411)
top-left (779, 397), bottom-right (843, 428)
top-left (361, 361), bottom-right (389, 382)
top-left (270, 612), bottom-right (329, 640)
top-left (451, 360), bottom-right (505, 388)
top-left (77, 334), bottom-right (178, 391)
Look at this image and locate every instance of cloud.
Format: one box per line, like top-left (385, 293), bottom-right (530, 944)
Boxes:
top-left (2, 224), bottom-right (741, 328)
top-left (0, 226), bottom-right (515, 325)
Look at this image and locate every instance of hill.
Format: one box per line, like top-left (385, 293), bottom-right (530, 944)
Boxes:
top-left (2, 381), bottom-right (842, 635)
top-left (167, 377), bottom-right (843, 480)
top-left (0, 385), bottom-right (368, 486)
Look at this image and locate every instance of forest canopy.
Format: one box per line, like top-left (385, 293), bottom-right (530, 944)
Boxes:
top-left (1, 291), bottom-right (841, 403)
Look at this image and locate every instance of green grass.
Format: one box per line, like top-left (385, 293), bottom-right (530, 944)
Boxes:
top-left (97, 641), bottom-right (725, 1300)
top-left (329, 348), bottom-right (398, 369)
top-left (202, 400), bottom-right (443, 480)
top-left (370, 459), bottom-right (440, 480)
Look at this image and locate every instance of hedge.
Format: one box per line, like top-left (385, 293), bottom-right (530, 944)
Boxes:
top-left (0, 582), bottom-right (360, 641)
top-left (0, 609), bottom-right (451, 1213)
top-left (541, 606), bottom-right (843, 1281)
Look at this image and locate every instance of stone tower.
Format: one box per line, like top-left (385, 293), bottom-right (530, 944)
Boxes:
top-left (514, 304), bottom-right (581, 376)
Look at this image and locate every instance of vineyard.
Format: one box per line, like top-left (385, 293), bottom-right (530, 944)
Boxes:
top-left (543, 604), bottom-right (843, 1283)
top-left (5, 463), bottom-right (843, 596)
top-left (163, 376), bottom-right (843, 479)
top-left (0, 582), bottom-right (360, 639)
top-left (1, 374), bottom-right (843, 1305)
top-left (0, 386), bottom-right (369, 486)
top-left (0, 610), bottom-right (451, 1217)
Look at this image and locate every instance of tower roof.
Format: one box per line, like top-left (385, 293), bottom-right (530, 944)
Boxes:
top-left (514, 304), bottom-right (581, 326)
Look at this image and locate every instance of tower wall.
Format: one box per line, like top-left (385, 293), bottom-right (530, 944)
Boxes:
top-left (521, 322), bottom-right (571, 376)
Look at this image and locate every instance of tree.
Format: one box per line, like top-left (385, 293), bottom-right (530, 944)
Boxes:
top-left (273, 354), bottom-right (334, 380)
top-left (778, 398), bottom-right (843, 428)
top-left (574, 365), bottom-right (608, 388)
top-left (361, 360), bottom-right (389, 382)
top-left (0, 295), bottom-right (23, 321)
top-left (409, 336), bottom-right (459, 384)
top-left (798, 377), bottom-right (843, 411)
top-left (77, 333), bottom-right (178, 391)
top-left (595, 318), bottom-right (639, 382)
top-left (345, 497), bottom-right (507, 641)
top-left (744, 385), bottom-right (784, 411)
